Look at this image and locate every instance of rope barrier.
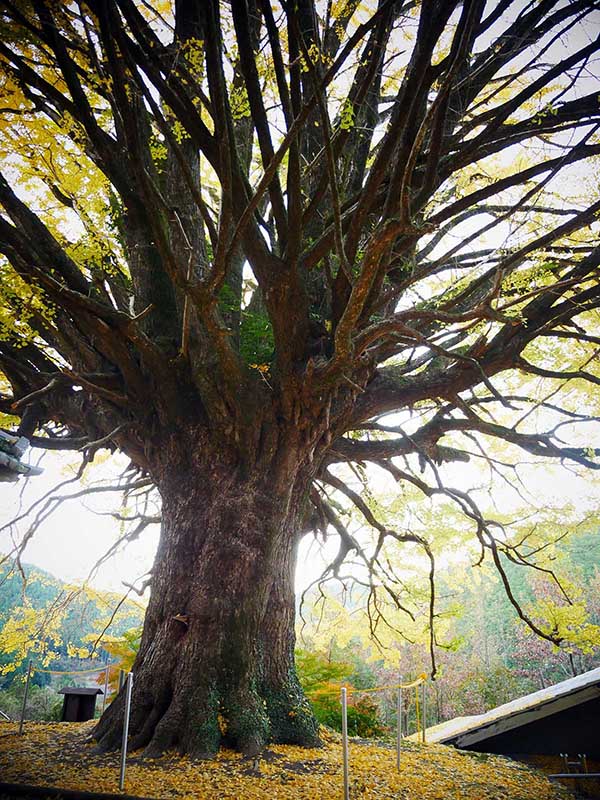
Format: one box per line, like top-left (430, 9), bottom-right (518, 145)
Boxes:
top-left (341, 671), bottom-right (429, 794)
top-left (346, 673), bottom-right (427, 694)
top-left (32, 665), bottom-right (112, 675)
top-left (16, 657), bottom-right (133, 793)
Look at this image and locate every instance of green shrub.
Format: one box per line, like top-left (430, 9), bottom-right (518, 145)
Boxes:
top-left (0, 683), bottom-right (62, 721)
top-left (296, 648), bottom-right (384, 737)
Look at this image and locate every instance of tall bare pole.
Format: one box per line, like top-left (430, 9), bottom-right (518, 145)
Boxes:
top-left (119, 673), bottom-right (134, 791)
top-left (102, 656), bottom-right (109, 713)
top-left (341, 686), bottom-right (349, 800)
top-left (18, 660), bottom-right (32, 735)
top-left (421, 682), bottom-right (427, 744)
top-left (396, 683), bottom-right (402, 771)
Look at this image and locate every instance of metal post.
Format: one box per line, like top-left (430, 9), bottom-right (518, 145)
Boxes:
top-left (102, 658), bottom-right (109, 713)
top-left (421, 682), bottom-right (427, 744)
top-left (414, 686), bottom-right (419, 739)
top-left (18, 660), bottom-right (32, 735)
top-left (341, 686), bottom-right (349, 800)
top-left (118, 669), bottom-right (125, 692)
top-left (396, 685), bottom-right (402, 772)
top-left (119, 673), bottom-right (134, 791)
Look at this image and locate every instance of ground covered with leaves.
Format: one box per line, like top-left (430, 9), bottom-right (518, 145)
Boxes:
top-left (0, 722), bottom-right (576, 800)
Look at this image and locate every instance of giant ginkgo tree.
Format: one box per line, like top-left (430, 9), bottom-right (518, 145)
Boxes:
top-left (1, 0), bottom-right (600, 757)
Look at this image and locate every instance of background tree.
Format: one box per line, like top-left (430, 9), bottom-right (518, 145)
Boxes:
top-left (1, 0), bottom-right (600, 757)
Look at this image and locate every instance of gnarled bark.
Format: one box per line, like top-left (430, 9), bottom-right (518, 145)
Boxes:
top-left (93, 456), bottom-right (319, 757)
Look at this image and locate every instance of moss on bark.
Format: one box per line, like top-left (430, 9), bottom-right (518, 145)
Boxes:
top-left (93, 469), bottom-right (319, 758)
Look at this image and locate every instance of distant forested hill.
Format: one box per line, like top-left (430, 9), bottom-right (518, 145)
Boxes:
top-left (0, 559), bottom-right (145, 687)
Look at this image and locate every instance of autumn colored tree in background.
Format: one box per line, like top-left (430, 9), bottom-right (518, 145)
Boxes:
top-left (1, 0), bottom-right (600, 757)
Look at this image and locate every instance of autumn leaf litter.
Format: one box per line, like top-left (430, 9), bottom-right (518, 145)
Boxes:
top-left (0, 722), bottom-right (576, 799)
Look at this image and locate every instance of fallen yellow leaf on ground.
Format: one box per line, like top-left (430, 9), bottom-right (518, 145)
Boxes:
top-left (0, 722), bottom-right (575, 800)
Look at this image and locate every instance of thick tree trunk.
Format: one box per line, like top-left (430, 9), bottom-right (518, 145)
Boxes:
top-left (93, 460), bottom-right (320, 757)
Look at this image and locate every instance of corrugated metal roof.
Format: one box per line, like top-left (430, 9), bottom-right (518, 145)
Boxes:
top-left (412, 665), bottom-right (600, 746)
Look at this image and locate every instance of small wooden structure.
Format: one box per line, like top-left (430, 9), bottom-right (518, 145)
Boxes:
top-left (58, 687), bottom-right (103, 722)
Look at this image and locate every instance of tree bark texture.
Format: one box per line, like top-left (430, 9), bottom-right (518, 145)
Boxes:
top-left (93, 453), bottom-right (320, 757)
